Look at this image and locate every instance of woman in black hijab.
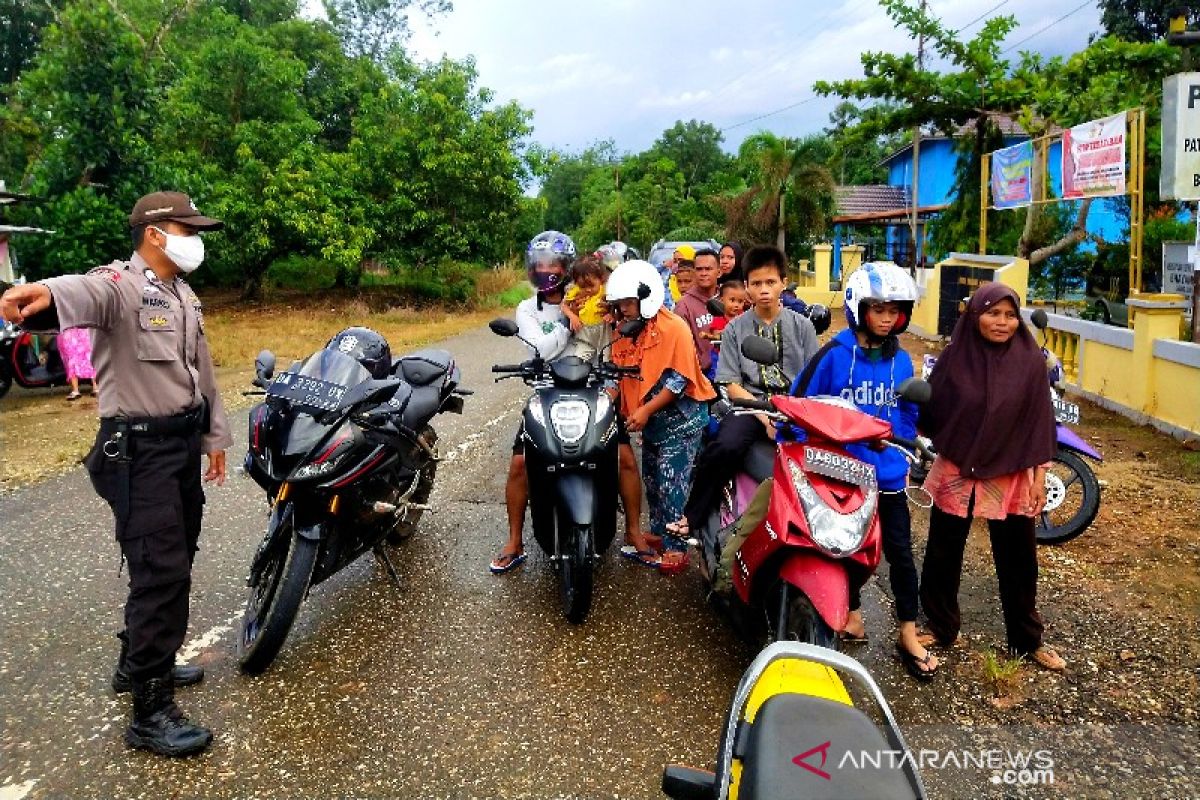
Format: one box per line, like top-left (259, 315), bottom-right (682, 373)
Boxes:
top-left (918, 282), bottom-right (1065, 671)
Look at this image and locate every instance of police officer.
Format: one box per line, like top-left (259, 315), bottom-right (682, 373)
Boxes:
top-left (0, 191), bottom-right (232, 757)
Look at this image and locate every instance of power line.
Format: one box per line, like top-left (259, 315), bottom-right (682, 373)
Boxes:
top-left (719, 95), bottom-right (820, 132)
top-left (681, 0), bottom-right (880, 119)
top-left (954, 0), bottom-right (1010, 34)
top-left (1002, 0), bottom-right (1093, 53)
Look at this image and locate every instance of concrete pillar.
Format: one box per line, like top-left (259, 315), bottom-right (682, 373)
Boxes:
top-left (1127, 296), bottom-right (1186, 415)
top-left (812, 245), bottom-right (832, 290)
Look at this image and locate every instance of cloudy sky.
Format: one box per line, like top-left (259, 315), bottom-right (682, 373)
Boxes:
top-left (397, 0), bottom-right (1105, 155)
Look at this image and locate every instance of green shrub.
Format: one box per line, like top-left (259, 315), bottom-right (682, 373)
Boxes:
top-left (266, 255), bottom-right (338, 291)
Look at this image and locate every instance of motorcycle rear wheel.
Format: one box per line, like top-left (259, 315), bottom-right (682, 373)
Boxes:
top-left (1037, 449), bottom-right (1100, 545)
top-left (237, 528), bottom-right (319, 675)
top-left (560, 525), bottom-right (594, 625)
top-left (385, 425), bottom-right (438, 545)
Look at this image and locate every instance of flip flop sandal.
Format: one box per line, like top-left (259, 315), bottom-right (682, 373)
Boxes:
top-left (838, 630), bottom-right (869, 644)
top-left (896, 642), bottom-right (939, 682)
top-left (1030, 647), bottom-right (1066, 672)
top-left (619, 545), bottom-right (661, 567)
top-left (66, 391), bottom-right (81, 401)
top-left (488, 551), bottom-right (527, 575)
top-left (658, 551), bottom-right (690, 576)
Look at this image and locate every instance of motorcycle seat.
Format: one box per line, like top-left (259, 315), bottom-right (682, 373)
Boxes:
top-left (401, 384), bottom-right (442, 430)
top-left (737, 693), bottom-right (918, 800)
top-left (744, 440), bottom-right (776, 483)
top-left (394, 349), bottom-right (454, 387)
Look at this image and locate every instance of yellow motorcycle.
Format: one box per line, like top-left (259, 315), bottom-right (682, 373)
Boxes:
top-left (662, 642), bottom-right (926, 799)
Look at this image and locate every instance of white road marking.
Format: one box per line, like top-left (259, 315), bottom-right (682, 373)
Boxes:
top-left (442, 411), bottom-right (514, 462)
top-left (0, 780), bottom-right (38, 800)
top-left (178, 610), bottom-right (244, 663)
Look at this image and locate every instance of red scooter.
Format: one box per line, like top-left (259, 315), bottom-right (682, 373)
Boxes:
top-left (695, 336), bottom-right (930, 647)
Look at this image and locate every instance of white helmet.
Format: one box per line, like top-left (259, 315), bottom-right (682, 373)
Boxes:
top-left (843, 261), bottom-right (919, 334)
top-left (605, 259), bottom-right (665, 319)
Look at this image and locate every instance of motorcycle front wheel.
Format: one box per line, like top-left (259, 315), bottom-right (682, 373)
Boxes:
top-left (560, 525), bottom-right (594, 625)
top-left (1037, 449), bottom-right (1101, 545)
top-left (783, 587), bottom-right (838, 649)
top-left (237, 527), bottom-right (319, 675)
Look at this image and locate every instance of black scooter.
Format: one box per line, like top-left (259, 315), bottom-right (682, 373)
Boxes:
top-left (489, 318), bottom-right (639, 623)
top-left (0, 323), bottom-right (73, 398)
top-left (239, 345), bottom-right (468, 673)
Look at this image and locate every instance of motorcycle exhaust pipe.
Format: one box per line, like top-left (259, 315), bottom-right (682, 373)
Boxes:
top-left (372, 501), bottom-right (435, 515)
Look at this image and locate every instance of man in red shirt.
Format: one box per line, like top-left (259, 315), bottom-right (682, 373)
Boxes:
top-left (672, 247), bottom-right (721, 372)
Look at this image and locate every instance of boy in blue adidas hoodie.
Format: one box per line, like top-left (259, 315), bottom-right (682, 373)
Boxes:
top-left (790, 262), bottom-right (938, 681)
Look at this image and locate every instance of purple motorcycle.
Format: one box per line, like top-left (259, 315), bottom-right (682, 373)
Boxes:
top-left (913, 309), bottom-right (1102, 545)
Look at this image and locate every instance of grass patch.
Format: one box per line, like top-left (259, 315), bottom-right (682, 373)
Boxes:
top-left (981, 649), bottom-right (1025, 699)
top-left (0, 277), bottom-right (526, 491)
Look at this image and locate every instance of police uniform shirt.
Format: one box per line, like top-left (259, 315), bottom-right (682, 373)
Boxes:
top-left (35, 252), bottom-right (233, 453)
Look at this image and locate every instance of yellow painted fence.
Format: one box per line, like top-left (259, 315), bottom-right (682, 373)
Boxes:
top-left (1026, 304), bottom-right (1200, 440)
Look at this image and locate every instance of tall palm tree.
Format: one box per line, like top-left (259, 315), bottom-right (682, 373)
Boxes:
top-left (724, 132), bottom-right (835, 252)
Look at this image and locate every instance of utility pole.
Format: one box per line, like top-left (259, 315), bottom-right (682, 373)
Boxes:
top-left (615, 166), bottom-right (622, 242)
top-left (909, 0), bottom-right (926, 271)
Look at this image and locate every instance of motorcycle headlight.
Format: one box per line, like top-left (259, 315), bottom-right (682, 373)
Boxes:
top-left (787, 459), bottom-right (877, 558)
top-left (549, 399), bottom-right (590, 444)
top-left (292, 457), bottom-right (342, 480)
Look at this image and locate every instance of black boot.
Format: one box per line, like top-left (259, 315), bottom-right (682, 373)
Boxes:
top-left (125, 673), bottom-right (212, 757)
top-left (112, 632), bottom-right (203, 694)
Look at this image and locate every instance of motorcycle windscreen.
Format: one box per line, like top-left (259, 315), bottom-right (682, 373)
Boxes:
top-left (268, 349), bottom-right (371, 457)
top-left (267, 349), bottom-right (372, 416)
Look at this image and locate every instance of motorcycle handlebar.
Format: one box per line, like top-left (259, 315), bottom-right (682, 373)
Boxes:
top-left (730, 397), bottom-right (775, 412)
top-left (491, 364), bottom-right (527, 373)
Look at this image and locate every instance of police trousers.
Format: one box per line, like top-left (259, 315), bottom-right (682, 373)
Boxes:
top-left (85, 429), bottom-right (204, 681)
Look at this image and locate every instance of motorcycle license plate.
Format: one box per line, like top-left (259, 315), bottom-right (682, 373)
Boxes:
top-left (267, 373), bottom-right (348, 413)
top-left (803, 447), bottom-right (877, 488)
top-left (1053, 398), bottom-right (1080, 425)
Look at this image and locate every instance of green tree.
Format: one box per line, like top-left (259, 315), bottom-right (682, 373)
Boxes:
top-left (816, 0), bottom-right (1025, 254)
top-left (722, 132), bottom-right (835, 254)
top-left (0, 0), bottom-right (66, 99)
top-left (646, 120), bottom-right (729, 199)
top-left (323, 0), bottom-right (451, 63)
top-left (1098, 0), bottom-right (1199, 42)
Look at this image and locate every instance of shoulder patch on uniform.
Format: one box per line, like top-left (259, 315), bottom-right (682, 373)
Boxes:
top-left (87, 266), bottom-right (121, 282)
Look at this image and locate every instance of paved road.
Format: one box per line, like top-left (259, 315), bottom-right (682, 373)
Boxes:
top-left (0, 324), bottom-right (755, 799)
top-left (5, 323), bottom-right (1192, 799)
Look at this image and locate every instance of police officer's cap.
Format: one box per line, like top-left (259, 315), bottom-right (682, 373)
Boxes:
top-left (129, 191), bottom-right (224, 231)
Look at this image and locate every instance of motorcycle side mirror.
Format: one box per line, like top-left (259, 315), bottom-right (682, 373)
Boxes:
top-left (489, 318), bottom-right (519, 337)
top-left (741, 335), bottom-right (779, 365)
top-left (1030, 308), bottom-right (1049, 330)
top-left (618, 318), bottom-right (646, 339)
top-left (706, 296), bottom-right (726, 318)
top-left (254, 350), bottom-right (276, 388)
top-left (806, 303), bottom-right (832, 335)
top-left (896, 377), bottom-right (932, 404)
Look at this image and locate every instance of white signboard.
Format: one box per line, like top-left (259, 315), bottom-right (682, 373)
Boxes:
top-left (1163, 241), bottom-right (1195, 301)
top-left (1161, 73), bottom-right (1200, 201)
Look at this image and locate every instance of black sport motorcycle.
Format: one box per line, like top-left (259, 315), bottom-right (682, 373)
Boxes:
top-left (489, 318), bottom-right (638, 623)
top-left (238, 345), bottom-right (468, 674)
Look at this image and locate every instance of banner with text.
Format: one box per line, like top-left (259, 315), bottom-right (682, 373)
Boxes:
top-left (1062, 112), bottom-right (1126, 199)
top-left (990, 141), bottom-right (1034, 209)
